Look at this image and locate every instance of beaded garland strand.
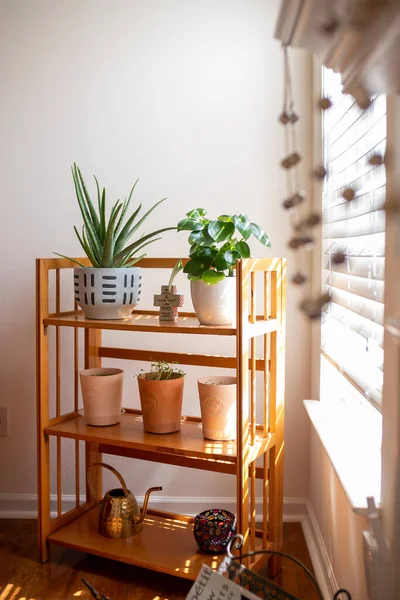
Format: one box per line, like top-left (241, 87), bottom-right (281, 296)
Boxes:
top-left (279, 45), bottom-right (389, 320)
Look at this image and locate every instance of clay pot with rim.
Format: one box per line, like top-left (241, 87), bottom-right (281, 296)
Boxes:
top-left (198, 376), bottom-right (236, 441)
top-left (80, 367), bottom-right (124, 426)
top-left (137, 374), bottom-right (185, 434)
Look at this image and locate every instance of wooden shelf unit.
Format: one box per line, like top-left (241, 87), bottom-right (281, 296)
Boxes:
top-left (36, 256), bottom-right (286, 580)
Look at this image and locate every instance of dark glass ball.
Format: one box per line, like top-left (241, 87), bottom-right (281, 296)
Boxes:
top-left (193, 509), bottom-right (236, 554)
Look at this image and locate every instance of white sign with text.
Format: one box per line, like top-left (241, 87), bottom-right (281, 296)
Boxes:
top-left (186, 564), bottom-right (261, 600)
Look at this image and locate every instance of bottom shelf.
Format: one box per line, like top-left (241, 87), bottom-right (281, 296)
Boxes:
top-left (48, 508), bottom-right (269, 580)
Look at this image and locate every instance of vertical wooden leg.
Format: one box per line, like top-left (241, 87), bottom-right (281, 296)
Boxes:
top-left (268, 412), bottom-right (284, 577)
top-left (84, 329), bottom-right (102, 502)
top-left (236, 261), bottom-right (250, 563)
top-left (267, 446), bottom-right (278, 577)
top-left (36, 260), bottom-right (51, 563)
top-left (86, 442), bottom-right (102, 502)
top-left (75, 440), bottom-right (80, 508)
top-left (268, 259), bottom-right (286, 577)
top-left (37, 433), bottom-right (51, 563)
top-left (262, 453), bottom-right (268, 548)
top-left (250, 461), bottom-right (256, 557)
top-left (236, 389), bottom-right (250, 563)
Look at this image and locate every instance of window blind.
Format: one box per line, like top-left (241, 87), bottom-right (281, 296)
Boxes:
top-left (321, 68), bottom-right (386, 411)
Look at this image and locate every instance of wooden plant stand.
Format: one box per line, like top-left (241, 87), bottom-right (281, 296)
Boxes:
top-left (36, 257), bottom-right (286, 580)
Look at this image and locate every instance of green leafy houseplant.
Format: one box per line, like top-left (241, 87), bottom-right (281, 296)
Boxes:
top-left (55, 164), bottom-right (175, 267)
top-left (168, 259), bottom-right (184, 293)
top-left (138, 361), bottom-right (185, 381)
top-left (177, 209), bottom-right (271, 284)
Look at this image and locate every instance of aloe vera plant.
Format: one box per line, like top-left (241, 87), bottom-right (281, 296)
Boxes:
top-left (55, 164), bottom-right (175, 267)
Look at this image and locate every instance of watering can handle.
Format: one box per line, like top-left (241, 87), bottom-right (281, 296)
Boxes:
top-left (87, 462), bottom-right (129, 505)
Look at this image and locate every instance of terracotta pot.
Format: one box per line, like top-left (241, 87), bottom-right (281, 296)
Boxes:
top-left (137, 374), bottom-right (184, 434)
top-left (190, 278), bottom-right (236, 325)
top-left (80, 368), bottom-right (124, 426)
top-left (198, 376), bottom-right (236, 441)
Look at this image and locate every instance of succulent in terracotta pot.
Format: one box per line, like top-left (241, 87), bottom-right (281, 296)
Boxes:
top-left (136, 361), bottom-right (185, 434)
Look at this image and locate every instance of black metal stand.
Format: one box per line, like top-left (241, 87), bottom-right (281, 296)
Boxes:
top-left (216, 535), bottom-right (352, 600)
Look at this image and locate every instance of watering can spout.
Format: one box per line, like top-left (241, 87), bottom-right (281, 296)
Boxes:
top-left (135, 486), bottom-right (163, 524)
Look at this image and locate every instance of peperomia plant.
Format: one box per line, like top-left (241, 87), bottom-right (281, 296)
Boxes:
top-left (177, 209), bottom-right (270, 284)
top-left (55, 164), bottom-right (176, 268)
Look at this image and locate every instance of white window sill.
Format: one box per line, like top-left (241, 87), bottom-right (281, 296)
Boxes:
top-left (304, 399), bottom-right (381, 516)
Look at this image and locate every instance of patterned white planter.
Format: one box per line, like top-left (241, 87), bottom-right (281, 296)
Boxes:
top-left (190, 277), bottom-right (236, 325)
top-left (74, 267), bottom-right (142, 320)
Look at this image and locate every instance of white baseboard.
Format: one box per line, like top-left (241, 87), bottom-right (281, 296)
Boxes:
top-left (301, 499), bottom-right (338, 600)
top-left (0, 493), bottom-right (307, 521)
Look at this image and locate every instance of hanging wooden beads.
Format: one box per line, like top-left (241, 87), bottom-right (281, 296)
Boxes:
top-left (343, 187), bottom-right (356, 201)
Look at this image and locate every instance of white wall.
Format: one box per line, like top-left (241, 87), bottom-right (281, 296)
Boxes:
top-left (0, 0), bottom-right (312, 510)
top-left (308, 429), bottom-right (369, 600)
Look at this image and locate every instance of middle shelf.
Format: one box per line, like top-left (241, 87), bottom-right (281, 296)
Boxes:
top-left (45, 410), bottom-right (275, 475)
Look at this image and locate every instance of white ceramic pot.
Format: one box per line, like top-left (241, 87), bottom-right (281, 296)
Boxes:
top-left (80, 367), bottom-right (124, 426)
top-left (198, 376), bottom-right (236, 441)
top-left (74, 267), bottom-right (142, 319)
top-left (190, 277), bottom-right (236, 326)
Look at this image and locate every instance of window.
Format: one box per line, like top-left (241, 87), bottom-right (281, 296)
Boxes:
top-left (320, 68), bottom-right (386, 416)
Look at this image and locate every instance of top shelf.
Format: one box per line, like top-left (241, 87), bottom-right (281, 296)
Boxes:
top-left (43, 310), bottom-right (278, 337)
top-left (38, 257), bottom-right (283, 337)
top-left (44, 310), bottom-right (236, 335)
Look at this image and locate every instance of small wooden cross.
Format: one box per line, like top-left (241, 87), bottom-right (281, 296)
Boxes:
top-left (153, 285), bottom-right (184, 321)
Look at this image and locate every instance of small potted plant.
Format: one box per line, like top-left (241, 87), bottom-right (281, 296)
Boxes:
top-left (137, 361), bottom-right (185, 434)
top-left (55, 164), bottom-right (176, 320)
top-left (177, 209), bottom-right (271, 325)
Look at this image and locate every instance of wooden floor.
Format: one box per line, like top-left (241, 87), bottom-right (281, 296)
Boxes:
top-left (0, 520), bottom-right (320, 600)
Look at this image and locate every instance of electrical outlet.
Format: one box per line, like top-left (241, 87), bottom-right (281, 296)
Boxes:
top-left (0, 407), bottom-right (8, 436)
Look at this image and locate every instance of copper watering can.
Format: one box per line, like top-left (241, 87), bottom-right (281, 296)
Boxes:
top-left (87, 462), bottom-right (162, 539)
